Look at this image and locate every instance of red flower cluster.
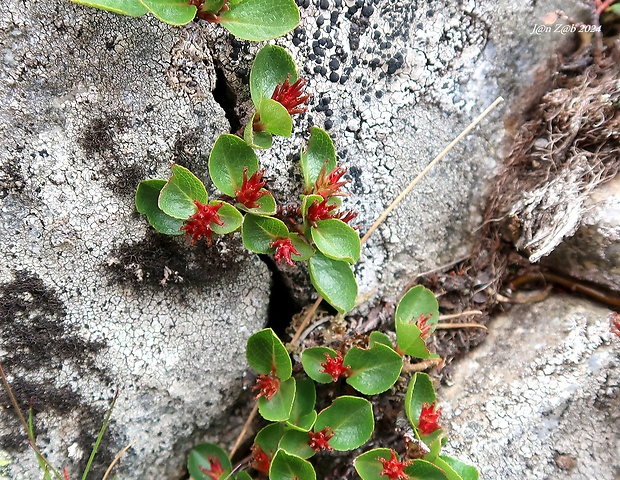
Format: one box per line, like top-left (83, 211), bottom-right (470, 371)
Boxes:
top-left (236, 167), bottom-right (268, 209)
top-left (313, 162), bottom-right (349, 199)
top-left (415, 313), bottom-right (433, 340)
top-left (252, 371), bottom-right (280, 401)
top-left (251, 444), bottom-right (271, 474)
top-left (611, 312), bottom-right (620, 337)
top-left (418, 402), bottom-right (442, 435)
top-left (199, 455), bottom-right (225, 480)
top-left (377, 450), bottom-right (413, 480)
top-left (308, 427), bottom-right (335, 452)
top-left (270, 237), bottom-right (301, 266)
top-left (272, 74), bottom-right (311, 115)
top-left (180, 201), bottom-right (224, 245)
top-left (319, 351), bottom-right (350, 382)
top-left (306, 199), bottom-right (357, 227)
top-left (191, 0), bottom-right (230, 23)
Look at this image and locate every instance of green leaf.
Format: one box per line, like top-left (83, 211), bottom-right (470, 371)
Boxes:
top-left (244, 115), bottom-right (274, 149)
top-left (288, 234), bottom-right (314, 261)
top-left (250, 45), bottom-right (297, 106)
top-left (435, 456), bottom-right (479, 480)
top-left (279, 429), bottom-right (316, 459)
top-left (237, 191), bottom-right (277, 215)
top-left (255, 423), bottom-right (289, 455)
top-left (138, 0), bottom-right (196, 24)
top-left (404, 459), bottom-right (449, 480)
top-left (396, 286), bottom-right (439, 331)
top-left (209, 134), bottom-right (259, 197)
top-left (246, 328), bottom-right (292, 379)
top-left (369, 331), bottom-right (393, 349)
top-left (258, 98), bottom-right (293, 137)
top-left (202, 0), bottom-right (226, 13)
top-left (308, 252), bottom-right (358, 314)
top-left (135, 180), bottom-right (185, 235)
top-left (209, 201), bottom-right (242, 235)
top-left (405, 373), bottom-right (437, 431)
top-left (344, 343), bottom-right (402, 395)
top-left (301, 194), bottom-right (323, 219)
top-left (242, 214), bottom-right (290, 254)
top-left (158, 165), bottom-right (208, 220)
top-left (258, 377), bottom-right (296, 422)
top-left (232, 472), bottom-right (253, 480)
top-left (300, 347), bottom-right (340, 384)
top-left (300, 127), bottom-right (336, 191)
top-left (314, 396), bottom-right (373, 451)
top-left (354, 448), bottom-right (403, 480)
top-left (187, 443), bottom-right (232, 480)
top-left (286, 377), bottom-right (316, 431)
top-left (608, 4), bottom-right (620, 14)
top-left (71, 0), bottom-right (148, 16)
top-left (311, 219), bottom-right (361, 264)
top-left (395, 286), bottom-right (439, 358)
top-left (269, 449), bottom-right (316, 480)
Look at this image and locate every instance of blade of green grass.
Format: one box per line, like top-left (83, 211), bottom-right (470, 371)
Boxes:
top-left (81, 390), bottom-right (119, 480)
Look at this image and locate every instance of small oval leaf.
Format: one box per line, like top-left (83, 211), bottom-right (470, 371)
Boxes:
top-left (311, 219), bottom-right (360, 264)
top-left (250, 46), bottom-right (297, 107)
top-left (138, 0), bottom-right (196, 24)
top-left (269, 449), bottom-right (316, 480)
top-left (135, 179), bottom-right (184, 235)
top-left (405, 372), bottom-right (437, 431)
top-left (246, 328), bottom-right (292, 379)
top-left (300, 127), bottom-right (336, 191)
top-left (158, 165), bottom-right (208, 220)
top-left (257, 98), bottom-right (293, 137)
top-left (209, 201), bottom-right (242, 235)
top-left (187, 443), bottom-right (232, 480)
top-left (242, 214), bottom-right (290, 254)
top-left (344, 344), bottom-right (402, 395)
top-left (301, 347), bottom-right (339, 384)
top-left (258, 377), bottom-right (296, 422)
top-left (209, 134), bottom-right (259, 197)
top-left (286, 377), bottom-right (316, 431)
top-left (71, 0), bottom-right (148, 16)
top-left (279, 429), bottom-right (316, 459)
top-left (314, 396), bottom-right (374, 451)
top-left (308, 252), bottom-right (358, 314)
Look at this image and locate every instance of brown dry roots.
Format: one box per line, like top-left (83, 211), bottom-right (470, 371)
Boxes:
top-left (419, 36), bottom-right (620, 364)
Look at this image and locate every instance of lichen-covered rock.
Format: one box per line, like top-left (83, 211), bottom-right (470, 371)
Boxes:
top-left (440, 295), bottom-right (620, 479)
top-left (543, 176), bottom-right (620, 291)
top-left (209, 0), bottom-right (589, 303)
top-left (0, 1), bottom-right (270, 478)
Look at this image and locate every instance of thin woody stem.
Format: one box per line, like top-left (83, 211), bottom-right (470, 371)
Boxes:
top-left (435, 323), bottom-right (488, 331)
top-left (230, 402), bottom-right (259, 459)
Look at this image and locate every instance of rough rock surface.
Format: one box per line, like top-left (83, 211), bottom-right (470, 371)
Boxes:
top-left (440, 295), bottom-right (620, 479)
top-left (0, 0), bottom-right (598, 478)
top-left (543, 176), bottom-right (620, 291)
top-left (0, 1), bottom-right (270, 478)
top-left (210, 0), bottom-right (589, 303)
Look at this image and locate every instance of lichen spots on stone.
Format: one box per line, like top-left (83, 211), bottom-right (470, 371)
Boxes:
top-left (0, 272), bottom-right (116, 476)
top-left (105, 231), bottom-right (246, 291)
top-left (0, 271), bottom-right (105, 372)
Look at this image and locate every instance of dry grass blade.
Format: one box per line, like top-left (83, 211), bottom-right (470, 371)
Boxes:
top-left (101, 440), bottom-right (137, 480)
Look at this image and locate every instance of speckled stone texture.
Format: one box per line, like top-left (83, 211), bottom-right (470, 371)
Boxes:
top-left (0, 1), bottom-right (270, 478)
top-left (543, 176), bottom-right (620, 291)
top-left (440, 295), bottom-right (620, 479)
top-left (209, 0), bottom-right (589, 303)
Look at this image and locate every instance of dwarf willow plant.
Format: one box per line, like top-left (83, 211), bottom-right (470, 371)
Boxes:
top-left (135, 45), bottom-right (360, 313)
top-left (71, 0), bottom-right (299, 41)
top-left (188, 286), bottom-right (479, 480)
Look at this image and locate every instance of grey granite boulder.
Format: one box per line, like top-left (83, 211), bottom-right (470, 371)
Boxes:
top-left (440, 295), bottom-right (620, 479)
top-left (543, 176), bottom-right (620, 291)
top-left (0, 1), bottom-right (270, 478)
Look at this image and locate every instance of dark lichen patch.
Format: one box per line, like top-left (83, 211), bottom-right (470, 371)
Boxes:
top-left (78, 114), bottom-right (127, 156)
top-left (0, 271), bottom-right (105, 373)
top-left (0, 149), bottom-right (27, 200)
top-left (105, 230), bottom-right (247, 293)
top-left (0, 272), bottom-right (117, 475)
